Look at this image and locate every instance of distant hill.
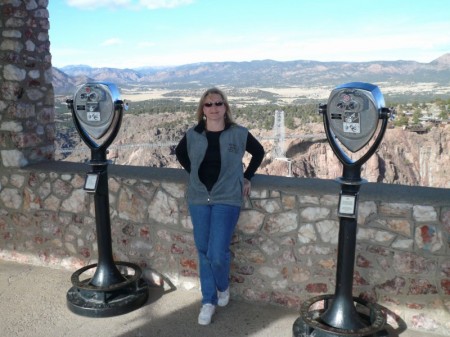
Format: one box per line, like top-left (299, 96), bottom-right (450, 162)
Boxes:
top-left (52, 67), bottom-right (94, 94)
top-left (52, 54), bottom-right (450, 95)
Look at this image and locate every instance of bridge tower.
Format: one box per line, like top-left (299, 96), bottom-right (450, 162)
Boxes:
top-left (272, 110), bottom-right (286, 159)
top-left (272, 110), bottom-right (292, 176)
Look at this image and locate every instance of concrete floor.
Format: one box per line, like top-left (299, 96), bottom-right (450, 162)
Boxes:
top-left (0, 260), bottom-right (447, 337)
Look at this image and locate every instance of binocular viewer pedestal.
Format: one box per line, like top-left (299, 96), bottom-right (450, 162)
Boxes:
top-left (66, 156), bottom-right (149, 317)
top-left (66, 82), bottom-right (149, 317)
top-left (293, 173), bottom-right (389, 337)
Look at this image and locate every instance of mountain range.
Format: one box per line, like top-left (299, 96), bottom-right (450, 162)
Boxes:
top-left (52, 53), bottom-right (450, 95)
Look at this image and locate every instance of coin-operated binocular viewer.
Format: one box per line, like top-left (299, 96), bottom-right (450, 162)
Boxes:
top-left (66, 82), bottom-right (149, 317)
top-left (293, 83), bottom-right (393, 337)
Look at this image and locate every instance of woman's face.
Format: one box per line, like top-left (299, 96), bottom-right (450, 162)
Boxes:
top-left (203, 93), bottom-right (226, 122)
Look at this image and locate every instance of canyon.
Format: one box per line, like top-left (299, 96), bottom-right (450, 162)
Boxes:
top-left (56, 110), bottom-right (450, 189)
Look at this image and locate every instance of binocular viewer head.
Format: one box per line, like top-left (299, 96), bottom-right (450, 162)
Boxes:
top-left (324, 82), bottom-right (387, 153)
top-left (69, 82), bottom-right (123, 140)
top-left (319, 82), bottom-right (391, 173)
top-left (66, 82), bottom-right (127, 154)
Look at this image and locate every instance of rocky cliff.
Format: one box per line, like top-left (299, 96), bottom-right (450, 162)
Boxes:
top-left (58, 112), bottom-right (450, 188)
top-left (271, 125), bottom-right (450, 188)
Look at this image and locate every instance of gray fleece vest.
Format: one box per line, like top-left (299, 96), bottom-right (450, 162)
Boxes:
top-left (186, 124), bottom-right (248, 206)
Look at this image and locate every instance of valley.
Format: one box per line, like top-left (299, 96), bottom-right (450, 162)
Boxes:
top-left (52, 55), bottom-right (450, 189)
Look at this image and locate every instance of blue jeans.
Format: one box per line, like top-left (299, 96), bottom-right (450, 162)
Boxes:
top-left (189, 204), bottom-right (241, 305)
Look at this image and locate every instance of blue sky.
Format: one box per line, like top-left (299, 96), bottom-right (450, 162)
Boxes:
top-left (48, 0), bottom-right (450, 69)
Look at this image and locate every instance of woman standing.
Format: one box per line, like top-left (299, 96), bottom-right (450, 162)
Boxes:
top-left (175, 87), bottom-right (265, 325)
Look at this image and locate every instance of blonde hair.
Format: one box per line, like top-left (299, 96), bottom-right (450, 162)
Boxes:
top-left (195, 87), bottom-right (235, 126)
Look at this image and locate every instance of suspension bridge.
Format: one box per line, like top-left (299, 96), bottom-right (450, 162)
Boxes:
top-left (54, 110), bottom-right (325, 158)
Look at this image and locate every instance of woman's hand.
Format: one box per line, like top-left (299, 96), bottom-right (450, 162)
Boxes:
top-left (243, 178), bottom-right (251, 197)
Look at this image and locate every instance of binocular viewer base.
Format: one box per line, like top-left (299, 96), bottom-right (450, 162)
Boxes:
top-left (67, 261), bottom-right (149, 317)
top-left (293, 294), bottom-right (388, 337)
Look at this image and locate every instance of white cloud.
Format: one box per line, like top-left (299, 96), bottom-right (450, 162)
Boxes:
top-left (67, 0), bottom-right (132, 9)
top-left (66, 0), bottom-right (193, 10)
top-left (138, 0), bottom-right (194, 9)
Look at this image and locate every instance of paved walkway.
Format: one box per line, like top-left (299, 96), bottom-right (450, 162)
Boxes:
top-left (0, 260), bottom-right (446, 337)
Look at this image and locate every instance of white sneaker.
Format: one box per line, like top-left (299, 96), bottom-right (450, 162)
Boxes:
top-left (218, 288), bottom-right (230, 307)
top-left (198, 304), bottom-right (215, 325)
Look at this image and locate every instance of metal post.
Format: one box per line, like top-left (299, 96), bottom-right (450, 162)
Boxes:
top-left (89, 162), bottom-right (126, 287)
top-left (319, 175), bottom-right (365, 330)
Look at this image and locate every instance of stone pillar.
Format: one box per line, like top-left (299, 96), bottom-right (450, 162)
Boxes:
top-left (0, 0), bottom-right (55, 169)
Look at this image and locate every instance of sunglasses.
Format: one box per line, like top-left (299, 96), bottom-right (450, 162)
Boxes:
top-left (204, 102), bottom-right (224, 107)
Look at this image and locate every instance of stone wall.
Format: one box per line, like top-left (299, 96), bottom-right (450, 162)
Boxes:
top-left (0, 162), bottom-right (449, 335)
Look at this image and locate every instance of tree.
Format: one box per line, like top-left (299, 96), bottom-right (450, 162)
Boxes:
top-left (412, 109), bottom-right (421, 124)
top-left (285, 115), bottom-right (295, 129)
top-left (439, 110), bottom-right (449, 121)
top-left (394, 113), bottom-right (409, 127)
